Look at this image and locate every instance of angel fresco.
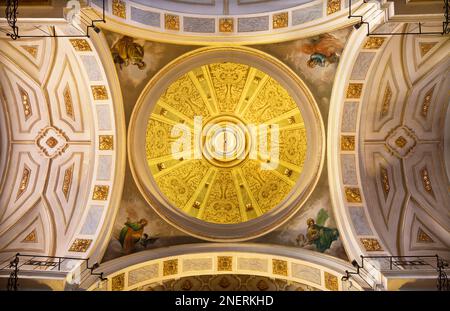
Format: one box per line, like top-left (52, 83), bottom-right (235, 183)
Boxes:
top-left (111, 36), bottom-right (146, 70)
top-left (296, 209), bottom-right (339, 252)
top-left (300, 33), bottom-right (344, 68)
top-left (118, 218), bottom-right (157, 254)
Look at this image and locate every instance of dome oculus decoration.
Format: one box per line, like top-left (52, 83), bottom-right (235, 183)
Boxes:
top-left (146, 62), bottom-right (307, 224)
top-left (129, 47), bottom-right (324, 241)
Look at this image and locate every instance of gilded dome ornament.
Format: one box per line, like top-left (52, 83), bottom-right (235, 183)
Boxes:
top-left (128, 47), bottom-right (325, 241)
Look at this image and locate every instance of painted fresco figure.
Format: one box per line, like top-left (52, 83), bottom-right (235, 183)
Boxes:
top-left (296, 209), bottom-right (339, 252)
top-left (118, 218), bottom-right (148, 254)
top-left (111, 36), bottom-right (146, 70)
top-left (305, 218), bottom-right (339, 252)
top-left (300, 33), bottom-right (343, 68)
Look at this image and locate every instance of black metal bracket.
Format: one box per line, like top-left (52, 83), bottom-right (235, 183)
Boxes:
top-left (349, 0), bottom-right (450, 36)
top-left (4, 0), bottom-right (106, 40)
top-left (2, 253), bottom-right (106, 290)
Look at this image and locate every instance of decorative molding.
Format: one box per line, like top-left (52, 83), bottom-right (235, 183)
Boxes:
top-left (341, 135), bottom-right (355, 151)
top-left (111, 273), bottom-right (125, 291)
top-left (219, 18), bottom-right (234, 32)
top-left (91, 85), bottom-right (108, 100)
top-left (327, 0), bottom-right (341, 15)
top-left (363, 37), bottom-right (385, 49)
top-left (112, 0), bottom-right (126, 19)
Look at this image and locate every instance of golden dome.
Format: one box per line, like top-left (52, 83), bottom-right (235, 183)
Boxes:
top-left (128, 47), bottom-right (324, 241)
top-left (145, 62), bottom-right (307, 224)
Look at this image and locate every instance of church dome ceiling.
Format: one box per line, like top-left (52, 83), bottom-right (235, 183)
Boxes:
top-left (128, 46), bottom-right (325, 241)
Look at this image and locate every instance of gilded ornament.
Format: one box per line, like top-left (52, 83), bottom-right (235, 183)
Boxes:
top-left (112, 0), bottom-right (126, 19)
top-left (217, 256), bottom-right (233, 271)
top-left (417, 228), bottom-right (433, 243)
top-left (91, 85), bottom-right (108, 100)
top-left (46, 137), bottom-right (58, 148)
top-left (346, 83), bottom-right (363, 99)
top-left (245, 203), bottom-right (253, 211)
top-left (395, 136), bottom-right (407, 148)
top-left (99, 135), bottom-right (113, 150)
top-left (111, 273), bottom-right (125, 291)
top-left (419, 42), bottom-right (437, 57)
top-left (327, 0), bottom-right (341, 15)
top-left (35, 126), bottom-right (69, 158)
top-left (256, 279), bottom-right (269, 291)
top-left (16, 166), bottom-right (31, 200)
top-left (384, 126), bottom-right (417, 159)
top-left (363, 37), bottom-right (385, 49)
top-left (219, 18), bottom-right (234, 32)
top-left (420, 167), bottom-right (433, 194)
top-left (69, 39), bottom-right (92, 52)
top-left (193, 201), bottom-right (201, 209)
top-left (63, 84), bottom-right (74, 120)
top-left (340, 135), bottom-right (355, 151)
top-left (62, 165), bottom-right (74, 200)
top-left (324, 272), bottom-right (338, 291)
top-left (68, 238), bottom-right (92, 252)
top-left (284, 169), bottom-right (293, 177)
top-left (22, 229), bottom-right (37, 243)
top-left (163, 259), bottom-right (178, 276)
top-left (21, 45), bottom-right (38, 58)
top-left (380, 166), bottom-right (390, 197)
top-left (19, 86), bottom-right (32, 120)
top-left (273, 12), bottom-right (288, 29)
top-left (272, 259), bottom-right (288, 276)
top-left (165, 14), bottom-right (180, 31)
top-left (157, 163), bottom-right (166, 171)
top-left (421, 86), bottom-right (434, 117)
top-left (360, 238), bottom-right (382, 251)
top-left (345, 187), bottom-right (362, 203)
top-left (92, 185), bottom-right (109, 200)
top-left (381, 83), bottom-right (392, 117)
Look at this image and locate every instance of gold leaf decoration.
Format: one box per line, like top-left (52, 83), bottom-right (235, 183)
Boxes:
top-left (21, 45), bottom-right (38, 58)
top-left (419, 42), bottom-right (437, 57)
top-left (217, 256), bottom-right (233, 271)
top-left (341, 135), bottom-right (355, 151)
top-left (346, 83), bottom-right (363, 99)
top-left (62, 165), bottom-right (74, 200)
top-left (327, 0), bottom-right (341, 15)
top-left (420, 167), bottom-right (433, 195)
top-left (324, 272), bottom-right (338, 291)
top-left (163, 259), bottom-right (178, 276)
top-left (92, 185), bottom-right (109, 200)
top-left (421, 86), bottom-right (434, 118)
top-left (112, 0), bottom-right (126, 19)
top-left (273, 12), bottom-right (288, 29)
top-left (363, 37), bottom-right (385, 49)
top-left (63, 84), bottom-right (74, 120)
top-left (19, 86), bottom-right (32, 120)
top-left (69, 39), bottom-right (92, 52)
top-left (272, 259), bottom-right (288, 276)
top-left (91, 85), bottom-right (108, 100)
top-left (68, 238), bottom-right (92, 252)
top-left (417, 228), bottom-right (433, 243)
top-left (22, 229), bottom-right (37, 243)
top-left (111, 273), bottom-right (125, 291)
top-left (360, 238), bottom-right (382, 251)
top-left (345, 187), bottom-right (362, 203)
top-left (99, 135), bottom-right (114, 150)
top-left (16, 166), bottom-right (31, 200)
top-left (219, 18), bottom-right (233, 32)
top-left (380, 83), bottom-right (392, 117)
top-left (165, 14), bottom-right (180, 31)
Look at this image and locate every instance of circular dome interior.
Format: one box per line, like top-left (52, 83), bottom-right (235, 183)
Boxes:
top-left (145, 62), bottom-right (307, 224)
top-left (128, 47), bottom-right (324, 241)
